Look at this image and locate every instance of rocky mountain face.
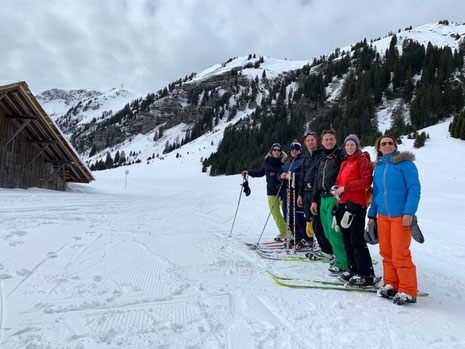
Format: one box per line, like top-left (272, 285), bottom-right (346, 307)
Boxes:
top-left (35, 21), bottom-right (465, 173)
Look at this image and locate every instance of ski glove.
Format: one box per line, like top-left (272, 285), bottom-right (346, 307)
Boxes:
top-left (340, 211), bottom-right (354, 229)
top-left (242, 180), bottom-right (251, 196)
top-left (364, 220), bottom-right (378, 245)
top-left (330, 207), bottom-right (340, 232)
top-left (410, 216), bottom-right (424, 243)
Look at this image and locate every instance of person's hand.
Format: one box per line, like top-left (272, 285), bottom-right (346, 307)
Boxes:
top-left (297, 196), bottom-right (302, 207)
top-left (402, 214), bottom-right (413, 227)
top-left (280, 173), bottom-right (288, 180)
top-left (368, 218), bottom-right (376, 225)
top-left (334, 186), bottom-right (345, 196)
top-left (310, 202), bottom-right (318, 215)
top-left (241, 170), bottom-right (248, 178)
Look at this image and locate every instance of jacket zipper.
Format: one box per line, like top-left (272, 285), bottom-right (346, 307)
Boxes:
top-left (383, 158), bottom-right (390, 217)
top-left (322, 158), bottom-right (328, 191)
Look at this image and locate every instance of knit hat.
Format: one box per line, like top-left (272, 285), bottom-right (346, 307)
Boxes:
top-left (344, 134), bottom-right (360, 148)
top-left (289, 140), bottom-right (302, 151)
top-left (270, 143), bottom-right (282, 152)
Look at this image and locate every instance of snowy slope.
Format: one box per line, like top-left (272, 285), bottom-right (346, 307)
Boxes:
top-left (1, 120), bottom-right (464, 348)
top-left (190, 55), bottom-right (311, 83)
top-left (340, 21), bottom-right (465, 56)
top-left (36, 88), bottom-right (142, 127)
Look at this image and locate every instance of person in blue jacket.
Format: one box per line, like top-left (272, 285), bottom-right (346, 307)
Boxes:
top-left (368, 135), bottom-right (421, 305)
top-left (278, 140), bottom-right (308, 247)
top-left (241, 143), bottom-right (288, 240)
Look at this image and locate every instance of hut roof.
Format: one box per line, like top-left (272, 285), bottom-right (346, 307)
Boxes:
top-left (0, 81), bottom-right (94, 183)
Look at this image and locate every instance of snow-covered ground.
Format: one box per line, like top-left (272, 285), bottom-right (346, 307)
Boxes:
top-left (1, 120), bottom-right (465, 348)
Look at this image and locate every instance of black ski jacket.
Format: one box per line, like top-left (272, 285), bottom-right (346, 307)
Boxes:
top-left (312, 147), bottom-right (346, 201)
top-left (248, 151), bottom-right (288, 196)
top-left (299, 147), bottom-right (324, 195)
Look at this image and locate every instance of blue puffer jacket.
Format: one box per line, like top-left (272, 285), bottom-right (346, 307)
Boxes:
top-left (368, 151), bottom-right (421, 218)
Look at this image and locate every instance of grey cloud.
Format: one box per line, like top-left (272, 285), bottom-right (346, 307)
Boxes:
top-left (1, 0), bottom-right (464, 94)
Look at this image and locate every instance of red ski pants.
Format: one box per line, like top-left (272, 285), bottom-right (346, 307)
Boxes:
top-left (378, 214), bottom-right (417, 297)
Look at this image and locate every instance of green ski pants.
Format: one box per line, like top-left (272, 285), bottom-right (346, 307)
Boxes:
top-left (320, 196), bottom-right (348, 271)
top-left (268, 195), bottom-right (287, 237)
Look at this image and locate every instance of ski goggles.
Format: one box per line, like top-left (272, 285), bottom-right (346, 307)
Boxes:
top-left (303, 130), bottom-right (316, 137)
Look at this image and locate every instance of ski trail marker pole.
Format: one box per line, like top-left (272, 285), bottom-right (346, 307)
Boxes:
top-left (229, 177), bottom-right (246, 237)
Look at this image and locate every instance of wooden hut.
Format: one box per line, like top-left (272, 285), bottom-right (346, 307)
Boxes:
top-left (0, 81), bottom-right (94, 190)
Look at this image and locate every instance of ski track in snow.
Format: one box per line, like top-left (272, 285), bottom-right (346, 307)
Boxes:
top-left (0, 121), bottom-right (465, 348)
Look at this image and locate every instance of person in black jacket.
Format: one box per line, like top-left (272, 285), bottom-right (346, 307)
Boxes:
top-left (310, 129), bottom-right (348, 274)
top-left (241, 143), bottom-right (288, 240)
top-left (297, 130), bottom-right (333, 255)
top-left (278, 141), bottom-right (306, 246)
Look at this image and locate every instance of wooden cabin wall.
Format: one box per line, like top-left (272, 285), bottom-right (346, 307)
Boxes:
top-left (0, 113), bottom-right (67, 191)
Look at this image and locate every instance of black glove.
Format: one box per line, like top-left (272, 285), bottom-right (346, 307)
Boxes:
top-left (242, 180), bottom-right (251, 196)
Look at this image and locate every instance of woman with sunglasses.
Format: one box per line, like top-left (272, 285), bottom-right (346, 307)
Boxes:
top-left (368, 135), bottom-right (421, 305)
top-left (241, 143), bottom-right (288, 241)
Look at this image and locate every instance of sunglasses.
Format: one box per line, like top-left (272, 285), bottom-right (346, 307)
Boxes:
top-left (304, 130), bottom-right (316, 137)
top-left (272, 148), bottom-right (281, 152)
top-left (380, 141), bottom-right (395, 146)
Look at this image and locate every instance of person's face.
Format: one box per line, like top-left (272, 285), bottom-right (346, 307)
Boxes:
top-left (322, 134), bottom-right (336, 150)
top-left (290, 149), bottom-right (301, 157)
top-left (345, 140), bottom-right (357, 156)
top-left (271, 147), bottom-right (282, 158)
top-left (305, 135), bottom-right (317, 151)
top-left (378, 137), bottom-right (396, 156)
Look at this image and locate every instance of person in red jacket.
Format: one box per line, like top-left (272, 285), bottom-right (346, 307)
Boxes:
top-left (332, 134), bottom-right (375, 286)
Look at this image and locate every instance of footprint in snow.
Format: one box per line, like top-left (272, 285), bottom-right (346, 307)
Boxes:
top-left (16, 269), bottom-right (32, 277)
top-left (0, 274), bottom-right (12, 279)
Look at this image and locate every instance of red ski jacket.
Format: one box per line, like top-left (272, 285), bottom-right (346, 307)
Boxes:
top-left (335, 150), bottom-right (373, 207)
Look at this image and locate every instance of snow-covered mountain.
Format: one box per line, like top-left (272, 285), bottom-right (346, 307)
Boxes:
top-left (36, 87), bottom-right (142, 137)
top-left (34, 21), bottom-right (465, 174)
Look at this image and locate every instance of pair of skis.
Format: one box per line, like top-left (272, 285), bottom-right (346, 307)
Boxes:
top-left (268, 271), bottom-right (429, 297)
top-left (245, 241), bottom-right (333, 263)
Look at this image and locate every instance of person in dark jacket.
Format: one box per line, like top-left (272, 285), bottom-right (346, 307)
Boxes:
top-left (368, 135), bottom-right (421, 305)
top-left (278, 140), bottom-right (307, 246)
top-left (310, 129), bottom-right (348, 273)
top-left (241, 143), bottom-right (288, 240)
top-left (297, 130), bottom-right (333, 255)
top-left (333, 134), bottom-right (375, 286)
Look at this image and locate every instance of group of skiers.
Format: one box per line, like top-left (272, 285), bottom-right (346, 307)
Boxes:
top-left (242, 129), bottom-right (421, 305)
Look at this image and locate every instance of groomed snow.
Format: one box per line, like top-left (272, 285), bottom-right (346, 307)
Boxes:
top-left (1, 120), bottom-right (464, 348)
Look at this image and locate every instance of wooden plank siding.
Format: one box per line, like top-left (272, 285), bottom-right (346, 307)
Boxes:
top-left (0, 110), bottom-right (66, 190)
top-left (0, 82), bottom-right (93, 191)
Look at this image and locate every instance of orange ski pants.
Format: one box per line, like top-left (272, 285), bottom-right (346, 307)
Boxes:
top-left (377, 214), bottom-right (417, 297)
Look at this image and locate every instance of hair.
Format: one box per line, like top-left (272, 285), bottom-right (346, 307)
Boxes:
top-left (374, 135), bottom-right (398, 162)
top-left (321, 129), bottom-right (336, 138)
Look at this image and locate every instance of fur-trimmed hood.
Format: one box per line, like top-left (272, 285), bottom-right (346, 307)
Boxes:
top-left (377, 151), bottom-right (415, 165)
top-left (265, 151), bottom-right (288, 163)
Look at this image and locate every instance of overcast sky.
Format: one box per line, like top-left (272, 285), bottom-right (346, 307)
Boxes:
top-left (2, 0), bottom-right (465, 94)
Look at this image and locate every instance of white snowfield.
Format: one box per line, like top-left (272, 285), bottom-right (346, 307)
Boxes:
top-left (1, 120), bottom-right (464, 348)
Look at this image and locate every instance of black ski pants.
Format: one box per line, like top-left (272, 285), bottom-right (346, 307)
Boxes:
top-left (303, 191), bottom-right (333, 254)
top-left (337, 201), bottom-right (374, 277)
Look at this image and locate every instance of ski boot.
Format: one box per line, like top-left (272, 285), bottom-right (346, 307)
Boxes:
top-left (393, 292), bottom-right (417, 305)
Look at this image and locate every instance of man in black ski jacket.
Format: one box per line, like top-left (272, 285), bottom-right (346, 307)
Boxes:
top-left (297, 130), bottom-right (333, 254)
top-left (310, 129), bottom-right (348, 273)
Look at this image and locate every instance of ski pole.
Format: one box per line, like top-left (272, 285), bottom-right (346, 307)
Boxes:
top-left (256, 181), bottom-right (284, 245)
top-left (229, 176), bottom-right (246, 237)
top-left (285, 167), bottom-right (292, 252)
top-left (292, 172), bottom-right (296, 254)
